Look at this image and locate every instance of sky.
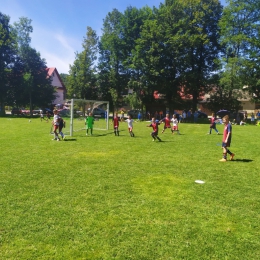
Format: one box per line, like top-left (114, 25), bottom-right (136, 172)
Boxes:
top-left (1, 0), bottom-right (226, 75)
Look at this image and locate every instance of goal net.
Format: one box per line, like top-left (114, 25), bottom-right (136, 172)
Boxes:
top-left (66, 99), bottom-right (109, 136)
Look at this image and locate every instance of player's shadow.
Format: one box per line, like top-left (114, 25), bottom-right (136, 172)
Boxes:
top-left (63, 138), bottom-right (77, 141)
top-left (158, 140), bottom-right (175, 143)
top-left (231, 158), bottom-right (253, 163)
top-left (92, 131), bottom-right (123, 137)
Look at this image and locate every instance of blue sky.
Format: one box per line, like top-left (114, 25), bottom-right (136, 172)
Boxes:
top-left (1, 0), bottom-right (226, 74)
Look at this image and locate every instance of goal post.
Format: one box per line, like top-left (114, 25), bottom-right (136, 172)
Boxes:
top-left (69, 99), bottom-right (109, 136)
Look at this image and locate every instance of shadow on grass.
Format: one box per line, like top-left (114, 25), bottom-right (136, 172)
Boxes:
top-left (156, 140), bottom-right (175, 143)
top-left (77, 131), bottom-right (120, 137)
top-left (231, 159), bottom-right (253, 163)
top-left (63, 138), bottom-right (77, 141)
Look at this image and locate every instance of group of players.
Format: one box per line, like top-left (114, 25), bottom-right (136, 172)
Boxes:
top-left (112, 112), bottom-right (235, 162)
top-left (51, 109), bottom-right (234, 162)
top-left (112, 113), bottom-right (180, 142)
top-left (52, 109), bottom-right (66, 141)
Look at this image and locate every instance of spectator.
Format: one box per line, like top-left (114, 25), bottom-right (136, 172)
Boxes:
top-left (193, 110), bottom-right (199, 123)
top-left (187, 110), bottom-right (192, 122)
top-left (251, 112), bottom-right (255, 124)
top-left (159, 110), bottom-right (163, 119)
top-left (182, 110), bottom-right (186, 123)
top-left (244, 111), bottom-right (248, 121)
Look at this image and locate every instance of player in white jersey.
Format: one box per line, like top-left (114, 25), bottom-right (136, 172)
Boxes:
top-left (52, 109), bottom-right (61, 141)
top-left (171, 114), bottom-right (180, 135)
top-left (125, 115), bottom-right (135, 137)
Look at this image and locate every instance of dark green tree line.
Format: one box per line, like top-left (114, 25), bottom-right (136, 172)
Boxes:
top-left (0, 14), bottom-right (55, 115)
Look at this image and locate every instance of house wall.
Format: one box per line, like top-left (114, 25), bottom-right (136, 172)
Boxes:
top-left (53, 89), bottom-right (64, 105)
top-left (51, 71), bottom-right (64, 105)
top-left (240, 101), bottom-right (255, 112)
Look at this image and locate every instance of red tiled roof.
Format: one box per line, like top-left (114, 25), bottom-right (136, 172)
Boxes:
top-left (153, 89), bottom-right (205, 101)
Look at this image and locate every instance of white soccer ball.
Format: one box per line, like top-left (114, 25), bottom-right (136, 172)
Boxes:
top-left (29, 120), bottom-right (31, 122)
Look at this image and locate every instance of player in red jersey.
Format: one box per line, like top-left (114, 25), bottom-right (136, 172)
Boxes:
top-left (112, 113), bottom-right (120, 136)
top-left (147, 117), bottom-right (162, 142)
top-left (220, 115), bottom-right (235, 162)
top-left (208, 113), bottom-right (219, 134)
top-left (160, 113), bottom-right (171, 133)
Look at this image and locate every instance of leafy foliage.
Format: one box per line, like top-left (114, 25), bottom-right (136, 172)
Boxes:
top-left (67, 27), bottom-right (99, 100)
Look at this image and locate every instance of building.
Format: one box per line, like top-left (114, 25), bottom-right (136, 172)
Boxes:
top-left (46, 67), bottom-right (66, 107)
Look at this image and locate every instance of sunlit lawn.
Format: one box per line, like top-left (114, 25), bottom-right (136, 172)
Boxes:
top-left (0, 116), bottom-right (259, 259)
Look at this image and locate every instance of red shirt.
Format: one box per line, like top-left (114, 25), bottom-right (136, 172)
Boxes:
top-left (223, 123), bottom-right (232, 142)
top-left (162, 117), bottom-right (171, 127)
top-left (210, 117), bottom-right (216, 124)
top-left (113, 116), bottom-right (119, 127)
top-left (149, 122), bottom-right (160, 132)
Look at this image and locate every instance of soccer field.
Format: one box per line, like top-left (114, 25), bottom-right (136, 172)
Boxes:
top-left (0, 117), bottom-right (260, 259)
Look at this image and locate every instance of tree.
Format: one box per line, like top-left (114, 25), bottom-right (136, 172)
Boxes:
top-left (0, 12), bottom-right (18, 115)
top-left (12, 17), bottom-right (54, 113)
top-left (98, 9), bottom-right (129, 109)
top-left (67, 27), bottom-right (98, 100)
top-left (219, 0), bottom-right (260, 103)
top-left (172, 0), bottom-right (222, 112)
top-left (121, 6), bottom-right (154, 113)
top-left (133, 4), bottom-right (184, 112)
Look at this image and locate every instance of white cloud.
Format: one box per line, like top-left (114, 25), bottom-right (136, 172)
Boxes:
top-left (31, 27), bottom-right (82, 74)
top-left (42, 51), bottom-right (72, 74)
top-left (55, 34), bottom-right (76, 54)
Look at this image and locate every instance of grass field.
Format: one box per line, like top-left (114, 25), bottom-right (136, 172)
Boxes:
top-left (0, 117), bottom-right (260, 259)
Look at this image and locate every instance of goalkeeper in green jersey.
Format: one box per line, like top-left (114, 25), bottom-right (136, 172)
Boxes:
top-left (85, 113), bottom-right (95, 135)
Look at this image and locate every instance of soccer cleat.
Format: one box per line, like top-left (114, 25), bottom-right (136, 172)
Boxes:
top-left (63, 136), bottom-right (66, 140)
top-left (230, 153), bottom-right (235, 161)
top-left (217, 132), bottom-right (219, 135)
top-left (219, 158), bottom-right (227, 162)
top-left (52, 138), bottom-right (57, 141)
top-left (57, 138), bottom-right (60, 141)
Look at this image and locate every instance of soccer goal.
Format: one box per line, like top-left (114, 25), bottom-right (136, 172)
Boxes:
top-left (67, 99), bottom-right (109, 136)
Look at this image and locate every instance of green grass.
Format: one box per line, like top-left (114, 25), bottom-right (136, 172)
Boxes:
top-left (0, 117), bottom-right (260, 259)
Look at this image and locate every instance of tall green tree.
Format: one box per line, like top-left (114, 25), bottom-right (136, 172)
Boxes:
top-left (13, 17), bottom-right (54, 112)
top-left (121, 6), bottom-right (154, 112)
top-left (98, 9), bottom-right (128, 110)
top-left (173, 0), bottom-right (222, 112)
top-left (133, 0), bottom-right (222, 112)
top-left (67, 27), bottom-right (98, 100)
top-left (133, 4), bottom-right (185, 112)
top-left (219, 0), bottom-right (260, 103)
top-left (0, 12), bottom-right (18, 115)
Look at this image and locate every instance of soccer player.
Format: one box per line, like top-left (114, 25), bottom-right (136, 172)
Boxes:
top-left (171, 114), bottom-right (180, 134)
top-left (208, 113), bottom-right (219, 135)
top-left (59, 116), bottom-right (66, 140)
top-left (160, 113), bottom-right (171, 133)
top-left (85, 113), bottom-right (94, 135)
top-left (40, 111), bottom-right (45, 122)
top-left (125, 115), bottom-right (135, 137)
top-left (147, 117), bottom-right (162, 142)
top-left (52, 109), bottom-right (60, 141)
top-left (112, 113), bottom-right (120, 136)
top-left (220, 115), bottom-right (235, 162)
